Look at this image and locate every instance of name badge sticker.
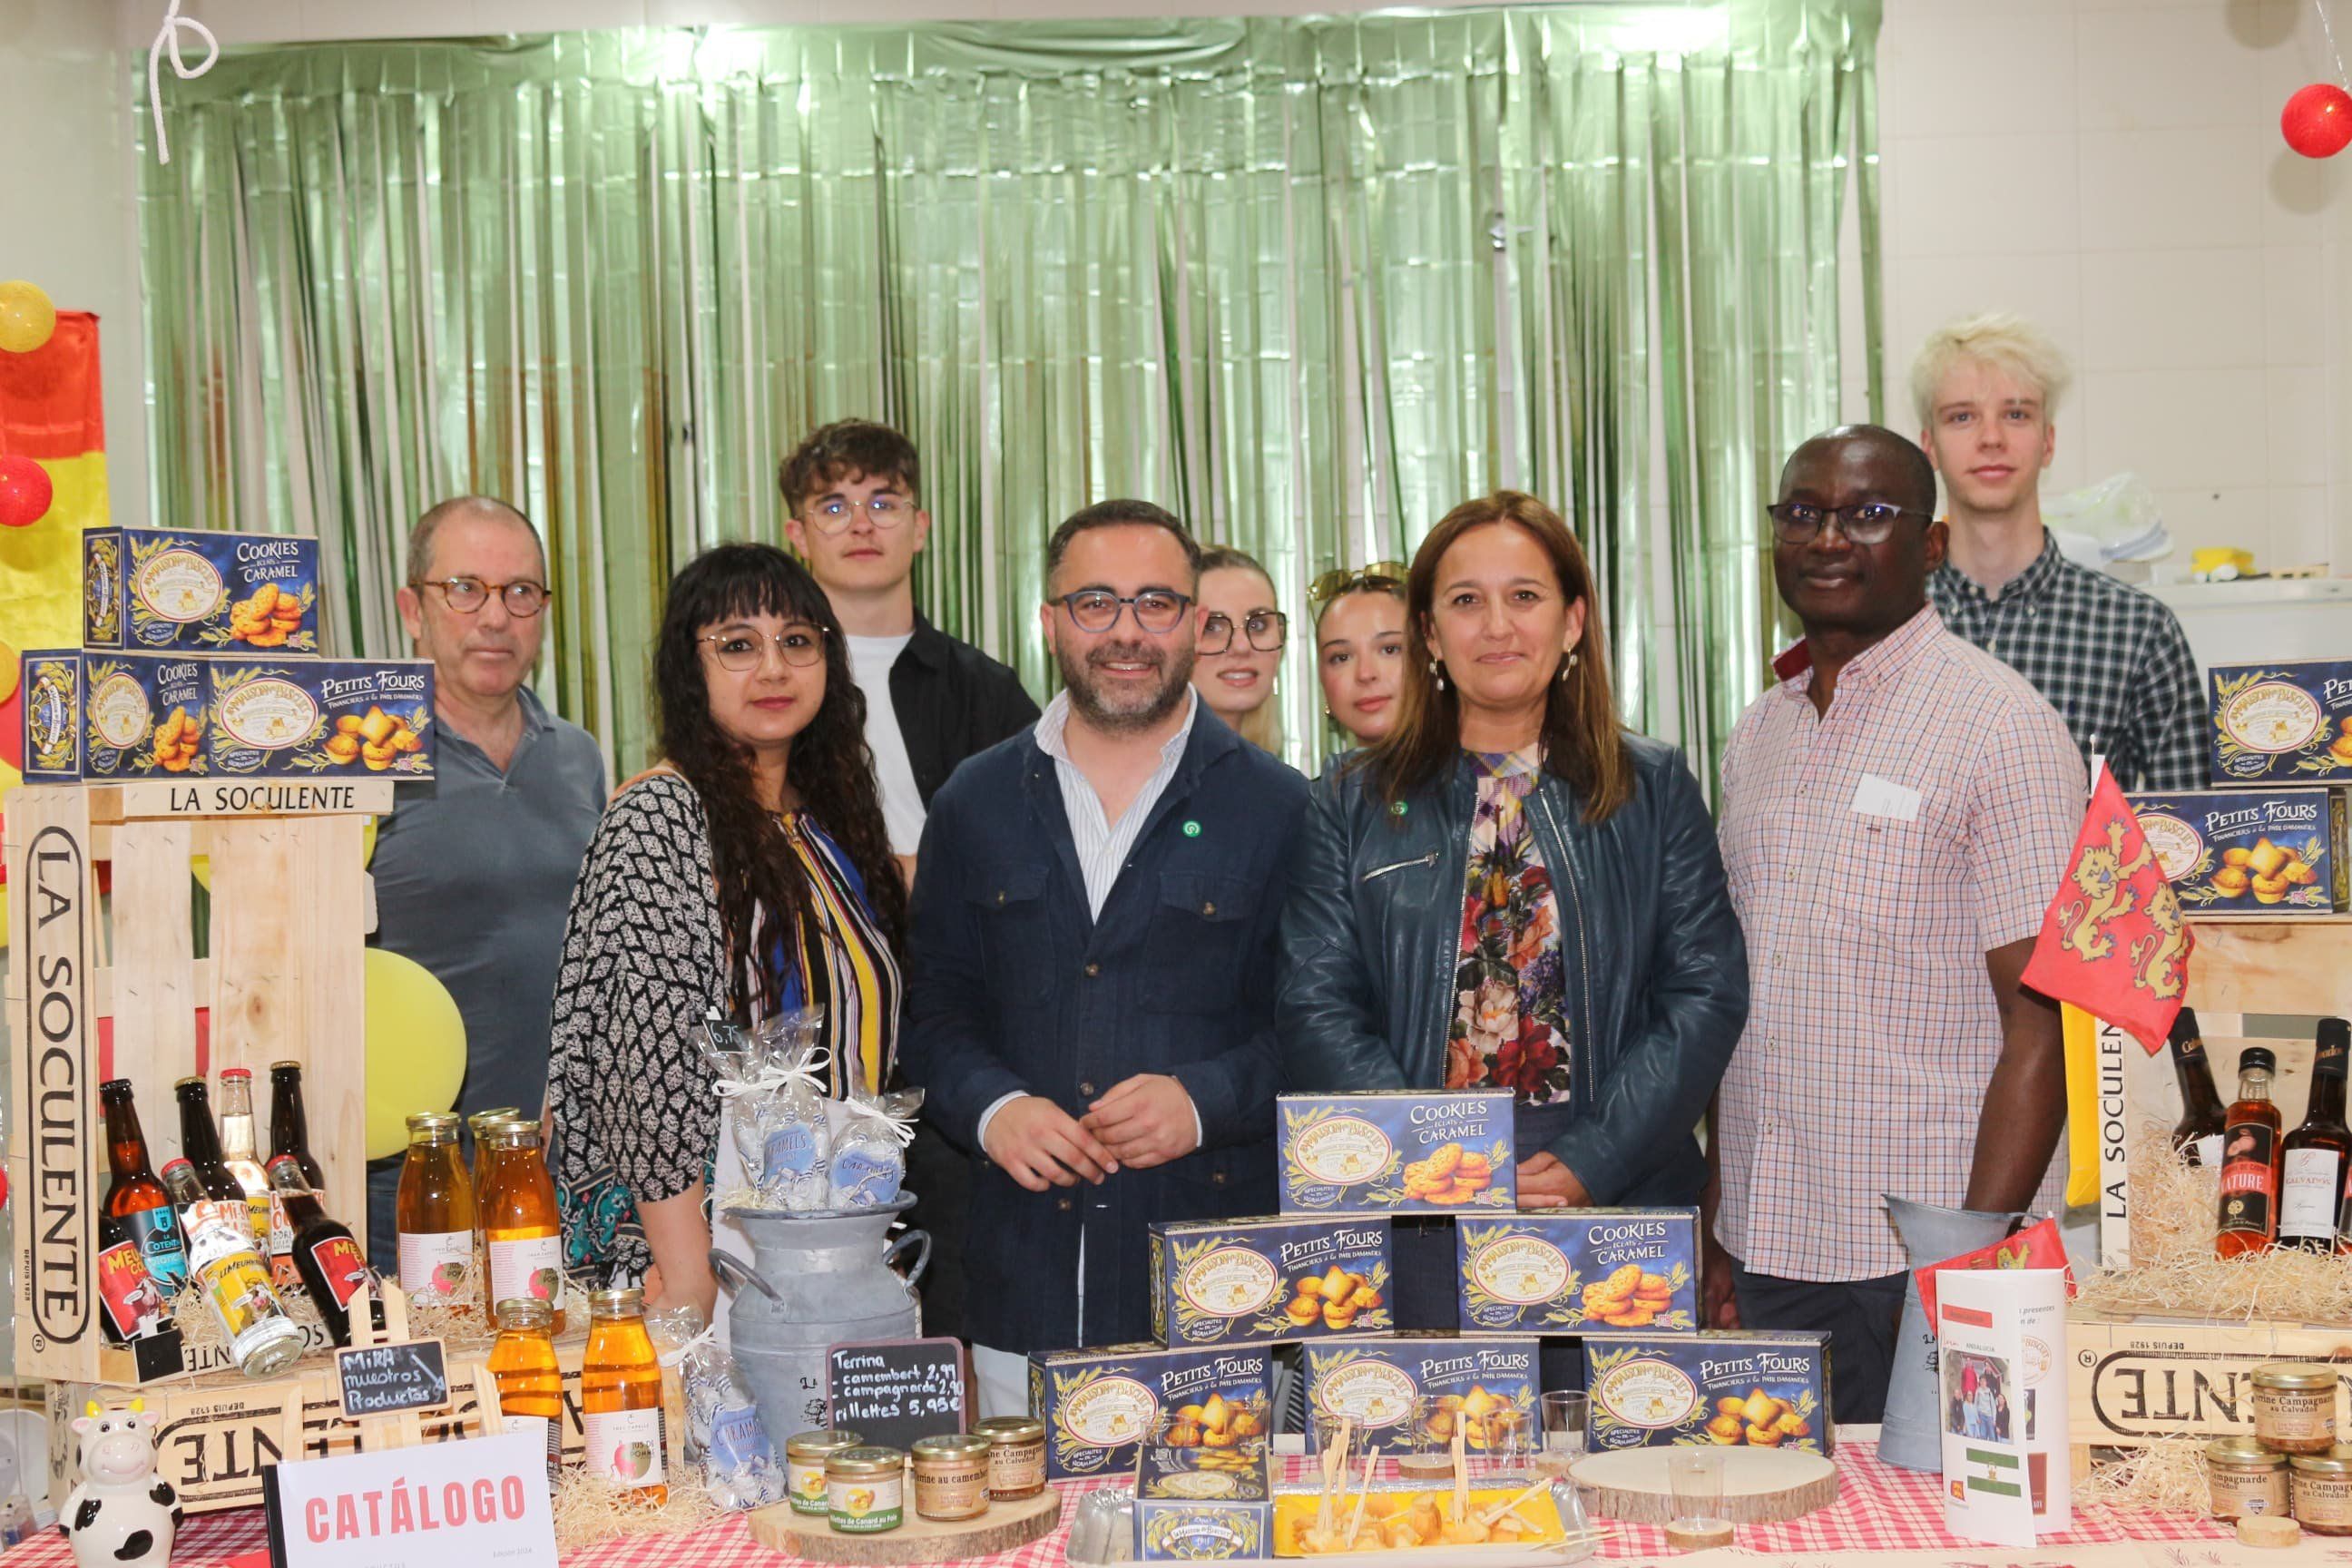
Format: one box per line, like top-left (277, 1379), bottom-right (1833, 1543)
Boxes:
top-left (1852, 773), bottom-right (1922, 823)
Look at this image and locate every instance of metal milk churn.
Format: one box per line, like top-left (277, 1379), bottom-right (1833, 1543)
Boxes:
top-left (1878, 1194), bottom-right (2026, 1472)
top-left (710, 1196), bottom-right (930, 1440)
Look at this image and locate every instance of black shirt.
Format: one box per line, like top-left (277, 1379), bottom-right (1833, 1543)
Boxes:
top-left (889, 612), bottom-right (1041, 804)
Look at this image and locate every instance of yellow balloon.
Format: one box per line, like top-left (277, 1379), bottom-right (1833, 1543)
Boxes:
top-left (0, 638), bottom-right (16, 704)
top-left (194, 816), bottom-right (374, 890)
top-left (0, 280), bottom-right (56, 355)
top-left (363, 946), bottom-right (467, 1160)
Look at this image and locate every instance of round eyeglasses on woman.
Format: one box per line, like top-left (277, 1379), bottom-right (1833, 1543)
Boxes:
top-left (699, 626), bottom-right (828, 671)
top-left (1053, 588), bottom-right (1193, 634)
top-left (1766, 501), bottom-right (1933, 545)
top-left (415, 576), bottom-right (551, 616)
top-left (806, 495), bottom-right (913, 535)
top-left (1200, 608), bottom-right (1289, 654)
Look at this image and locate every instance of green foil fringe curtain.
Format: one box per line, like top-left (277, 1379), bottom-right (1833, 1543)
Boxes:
top-left (138, 2), bottom-right (1881, 784)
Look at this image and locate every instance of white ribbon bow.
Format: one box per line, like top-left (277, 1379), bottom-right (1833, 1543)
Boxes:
top-left (840, 1095), bottom-right (918, 1149)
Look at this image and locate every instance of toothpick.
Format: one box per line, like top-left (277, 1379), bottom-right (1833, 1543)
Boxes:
top-left (1475, 1475), bottom-right (1557, 1528)
top-left (1344, 1446), bottom-right (1379, 1549)
top-left (1451, 1425), bottom-right (1467, 1524)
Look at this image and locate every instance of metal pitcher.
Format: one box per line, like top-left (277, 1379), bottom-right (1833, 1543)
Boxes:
top-left (1878, 1194), bottom-right (2025, 1472)
top-left (710, 1196), bottom-right (931, 1443)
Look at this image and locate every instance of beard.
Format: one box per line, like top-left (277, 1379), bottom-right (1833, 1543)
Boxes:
top-left (1058, 634), bottom-right (1196, 734)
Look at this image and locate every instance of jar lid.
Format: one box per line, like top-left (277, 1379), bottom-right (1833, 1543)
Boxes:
top-left (2207, 1436), bottom-right (2287, 1468)
top-left (974, 1416), bottom-right (1045, 1443)
top-left (827, 1446), bottom-right (906, 1477)
top-left (785, 1428), bottom-right (864, 1458)
top-left (2253, 1362), bottom-right (2341, 1391)
top-left (585, 1287), bottom-right (642, 1318)
top-left (468, 1106), bottom-right (522, 1130)
top-left (911, 1434), bottom-right (993, 1461)
top-left (2289, 1445), bottom-right (2352, 1475)
top-left (406, 1111), bottom-right (462, 1135)
top-left (495, 1298), bottom-right (554, 1332)
top-left (481, 1118), bottom-right (541, 1147)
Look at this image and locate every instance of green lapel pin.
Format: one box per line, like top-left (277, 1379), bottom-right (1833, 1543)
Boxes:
top-left (1182, 819), bottom-right (1201, 838)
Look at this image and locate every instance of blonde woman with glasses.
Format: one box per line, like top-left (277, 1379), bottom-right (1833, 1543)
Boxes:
top-left (1190, 545), bottom-right (1289, 756)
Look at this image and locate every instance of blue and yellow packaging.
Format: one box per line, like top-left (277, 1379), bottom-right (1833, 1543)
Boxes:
top-left (1147, 1216), bottom-right (1392, 1348)
top-left (1584, 1329), bottom-right (1832, 1454)
top-left (1456, 1210), bottom-right (1700, 1333)
top-left (83, 527), bottom-right (321, 652)
top-left (2209, 660), bottom-right (2352, 782)
top-left (1134, 1436), bottom-right (1271, 1561)
top-left (1301, 1334), bottom-right (1537, 1454)
top-left (1028, 1344), bottom-right (1271, 1482)
top-left (1277, 1091), bottom-right (1516, 1213)
top-left (2130, 788), bottom-right (2346, 916)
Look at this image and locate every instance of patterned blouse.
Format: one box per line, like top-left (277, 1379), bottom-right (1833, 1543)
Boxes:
top-left (1445, 746), bottom-right (1572, 1105)
top-left (546, 769), bottom-right (902, 1284)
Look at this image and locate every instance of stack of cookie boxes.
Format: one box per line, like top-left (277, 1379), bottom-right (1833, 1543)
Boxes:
top-left (2128, 659), bottom-right (2352, 919)
top-left (19, 525), bottom-right (436, 784)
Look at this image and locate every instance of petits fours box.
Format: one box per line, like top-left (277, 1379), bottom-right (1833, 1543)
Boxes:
top-left (1277, 1091), bottom-right (1516, 1213)
top-left (1029, 1345), bottom-right (1272, 1482)
top-left (2129, 788), bottom-right (2347, 917)
top-left (1134, 1436), bottom-right (1273, 1562)
top-left (1301, 1334), bottom-right (1538, 1454)
top-left (83, 525), bottom-right (320, 652)
top-left (1148, 1216), bottom-right (1392, 1348)
top-left (21, 651), bottom-right (434, 785)
top-left (1457, 1209), bottom-right (1700, 1333)
top-left (1583, 1330), bottom-right (1831, 1455)
top-left (2209, 659), bottom-right (2352, 782)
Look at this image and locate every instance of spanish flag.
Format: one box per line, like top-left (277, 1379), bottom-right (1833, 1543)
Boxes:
top-left (0, 309), bottom-right (110, 943)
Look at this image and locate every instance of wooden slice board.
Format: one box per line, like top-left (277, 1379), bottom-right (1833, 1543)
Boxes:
top-left (1569, 1446), bottom-right (1838, 1524)
top-left (748, 1485), bottom-right (1062, 1564)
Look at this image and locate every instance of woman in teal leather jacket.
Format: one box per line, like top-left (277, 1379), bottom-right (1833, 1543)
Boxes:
top-left (1278, 493), bottom-right (1749, 1300)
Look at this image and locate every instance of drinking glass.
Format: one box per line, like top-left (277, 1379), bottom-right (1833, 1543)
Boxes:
top-left (1668, 1448), bottom-right (1728, 1531)
top-left (1537, 1390), bottom-right (1588, 1480)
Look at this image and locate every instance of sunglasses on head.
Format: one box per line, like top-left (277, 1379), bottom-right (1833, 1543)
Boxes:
top-left (1308, 560), bottom-right (1409, 609)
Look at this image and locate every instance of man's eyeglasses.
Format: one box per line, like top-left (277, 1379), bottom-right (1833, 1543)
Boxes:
top-left (414, 576), bottom-right (551, 617)
top-left (1766, 502), bottom-right (1934, 546)
top-left (1200, 609), bottom-right (1289, 654)
top-left (806, 495), bottom-right (913, 535)
top-left (1052, 589), bottom-right (1193, 635)
top-left (1308, 561), bottom-right (1407, 607)
top-left (700, 627), bottom-right (828, 671)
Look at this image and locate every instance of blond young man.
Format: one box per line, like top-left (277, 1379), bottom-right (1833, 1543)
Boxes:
top-left (1915, 313), bottom-right (2203, 790)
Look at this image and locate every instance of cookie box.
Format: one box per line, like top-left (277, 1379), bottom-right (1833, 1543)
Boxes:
top-left (1277, 1091), bottom-right (1517, 1213)
top-left (1302, 1334), bottom-right (1537, 1454)
top-left (1029, 1344), bottom-right (1271, 1481)
top-left (18, 650), bottom-right (436, 783)
top-left (1134, 1434), bottom-right (1272, 1561)
top-left (83, 526), bottom-right (320, 652)
top-left (2210, 661), bottom-right (2352, 782)
top-left (1456, 1210), bottom-right (1699, 1333)
top-left (1583, 1330), bottom-right (1832, 1454)
top-left (2130, 788), bottom-right (2346, 916)
top-left (1148, 1216), bottom-right (1392, 1348)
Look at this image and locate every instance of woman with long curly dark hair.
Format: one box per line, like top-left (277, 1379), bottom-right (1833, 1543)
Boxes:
top-left (546, 543), bottom-right (904, 1314)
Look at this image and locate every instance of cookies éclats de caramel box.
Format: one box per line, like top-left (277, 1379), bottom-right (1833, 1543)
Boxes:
top-left (1456, 1209), bottom-right (1699, 1334)
top-left (1147, 1216), bottom-right (1392, 1348)
top-left (1134, 1434), bottom-right (1272, 1561)
top-left (1277, 1091), bottom-right (1516, 1213)
top-left (2209, 660), bottom-right (2352, 782)
top-left (1583, 1329), bottom-right (1832, 1455)
top-left (1028, 1344), bottom-right (1271, 1482)
top-left (19, 650), bottom-right (435, 783)
top-left (1300, 1334), bottom-right (1537, 1455)
top-left (2129, 788), bottom-right (2346, 916)
top-left (83, 526), bottom-right (320, 652)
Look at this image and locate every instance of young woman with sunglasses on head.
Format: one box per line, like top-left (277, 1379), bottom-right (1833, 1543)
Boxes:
top-left (1310, 563), bottom-right (1409, 750)
top-left (545, 543), bottom-right (904, 1318)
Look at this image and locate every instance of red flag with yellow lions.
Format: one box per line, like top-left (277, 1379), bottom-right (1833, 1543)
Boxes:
top-left (2022, 768), bottom-right (2193, 1054)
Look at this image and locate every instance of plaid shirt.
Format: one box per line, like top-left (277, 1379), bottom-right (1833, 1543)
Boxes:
top-left (1714, 605), bottom-right (2085, 1281)
top-left (1928, 534), bottom-right (2204, 790)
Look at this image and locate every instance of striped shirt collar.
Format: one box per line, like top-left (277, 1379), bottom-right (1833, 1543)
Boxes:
top-left (1779, 601), bottom-right (1947, 704)
top-left (1034, 684), bottom-right (1200, 772)
top-left (1034, 685), bottom-right (1200, 918)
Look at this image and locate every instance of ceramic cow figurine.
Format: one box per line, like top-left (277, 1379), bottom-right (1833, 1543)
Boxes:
top-left (62, 1401), bottom-right (178, 1568)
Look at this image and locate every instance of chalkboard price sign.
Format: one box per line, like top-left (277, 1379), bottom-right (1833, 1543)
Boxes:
top-left (336, 1337), bottom-right (452, 1418)
top-left (826, 1338), bottom-right (969, 1453)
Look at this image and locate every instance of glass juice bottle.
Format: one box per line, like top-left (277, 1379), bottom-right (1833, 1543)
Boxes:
top-left (160, 1157), bottom-right (305, 1378)
top-left (2218, 1046), bottom-right (2286, 1259)
top-left (397, 1112), bottom-right (476, 1308)
top-left (582, 1287), bottom-right (666, 1505)
top-left (467, 1106), bottom-right (520, 1304)
top-left (479, 1119), bottom-right (565, 1334)
top-left (218, 1068), bottom-right (296, 1291)
top-left (490, 1296), bottom-right (565, 1486)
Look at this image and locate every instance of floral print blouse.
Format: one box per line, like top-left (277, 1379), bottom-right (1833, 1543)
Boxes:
top-left (1446, 747), bottom-right (1572, 1103)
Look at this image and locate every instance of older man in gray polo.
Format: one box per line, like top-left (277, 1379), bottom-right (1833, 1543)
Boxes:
top-left (364, 496), bottom-right (606, 1274)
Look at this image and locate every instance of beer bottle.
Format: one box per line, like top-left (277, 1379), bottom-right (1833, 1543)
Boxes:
top-left (582, 1287), bottom-right (666, 1505)
top-left (2280, 1019), bottom-right (2352, 1254)
top-left (397, 1112), bottom-right (476, 1307)
top-left (218, 1068), bottom-right (295, 1290)
top-left (161, 1157), bottom-right (306, 1378)
top-left (268, 1061), bottom-right (326, 1189)
top-left (479, 1119), bottom-right (565, 1335)
top-left (94, 1210), bottom-right (168, 1346)
top-left (2167, 1006), bottom-right (2229, 1168)
top-left (101, 1079), bottom-right (187, 1296)
top-left (173, 1076), bottom-right (250, 1213)
top-left (489, 1297), bottom-right (565, 1487)
top-left (2217, 1046), bottom-right (2286, 1259)
top-left (268, 1158), bottom-right (381, 1345)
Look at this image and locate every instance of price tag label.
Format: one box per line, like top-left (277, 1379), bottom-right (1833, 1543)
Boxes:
top-left (826, 1337), bottom-right (968, 1453)
top-left (335, 1338), bottom-right (449, 1419)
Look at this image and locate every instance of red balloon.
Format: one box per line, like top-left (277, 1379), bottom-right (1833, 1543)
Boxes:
top-left (0, 679), bottom-right (19, 771)
top-left (0, 455), bottom-right (51, 527)
top-left (2283, 83), bottom-right (2352, 159)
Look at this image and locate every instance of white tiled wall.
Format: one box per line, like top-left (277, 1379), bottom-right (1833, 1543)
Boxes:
top-left (1852, 0), bottom-right (2350, 575)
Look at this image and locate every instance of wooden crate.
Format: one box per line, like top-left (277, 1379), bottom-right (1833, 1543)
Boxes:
top-left (5, 777), bottom-right (388, 1385)
top-left (2069, 1308), bottom-right (2352, 1452)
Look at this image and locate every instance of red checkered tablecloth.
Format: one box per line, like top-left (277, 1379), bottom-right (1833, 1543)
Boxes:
top-left (3, 1439), bottom-right (2230, 1565)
